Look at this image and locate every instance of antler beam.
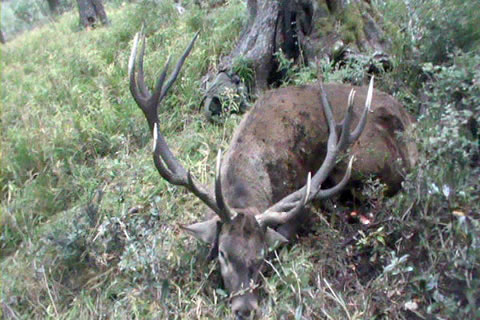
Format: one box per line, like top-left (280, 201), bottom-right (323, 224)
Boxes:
top-left (129, 30), bottom-right (224, 216)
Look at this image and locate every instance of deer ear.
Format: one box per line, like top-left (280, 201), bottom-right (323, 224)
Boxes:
top-left (265, 227), bottom-right (289, 251)
top-left (179, 219), bottom-right (219, 244)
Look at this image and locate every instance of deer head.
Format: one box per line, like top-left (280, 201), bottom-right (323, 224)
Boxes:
top-left (128, 30), bottom-right (373, 319)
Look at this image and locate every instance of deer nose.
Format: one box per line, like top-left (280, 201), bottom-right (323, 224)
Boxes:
top-left (232, 299), bottom-right (257, 319)
top-left (232, 292), bottom-right (258, 319)
top-left (235, 309), bottom-right (250, 320)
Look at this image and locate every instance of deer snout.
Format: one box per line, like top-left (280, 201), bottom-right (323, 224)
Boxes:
top-left (232, 293), bottom-right (258, 320)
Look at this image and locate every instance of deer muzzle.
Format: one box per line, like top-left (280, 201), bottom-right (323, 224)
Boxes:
top-left (231, 292), bottom-right (259, 320)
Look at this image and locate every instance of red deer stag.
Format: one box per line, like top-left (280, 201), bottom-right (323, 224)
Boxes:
top-left (128, 31), bottom-right (416, 319)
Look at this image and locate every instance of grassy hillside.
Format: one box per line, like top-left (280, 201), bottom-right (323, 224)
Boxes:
top-left (1, 0), bottom-right (479, 319)
top-left (1, 1), bottom-right (247, 318)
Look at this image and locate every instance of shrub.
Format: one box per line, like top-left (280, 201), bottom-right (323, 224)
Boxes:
top-left (414, 0), bottom-right (480, 64)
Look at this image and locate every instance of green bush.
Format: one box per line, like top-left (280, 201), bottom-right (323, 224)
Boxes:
top-left (414, 0), bottom-right (480, 64)
top-left (421, 52), bottom-right (480, 165)
top-left (373, 3), bottom-right (480, 314)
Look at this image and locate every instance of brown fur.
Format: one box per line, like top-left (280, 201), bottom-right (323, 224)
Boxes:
top-left (222, 82), bottom-right (418, 213)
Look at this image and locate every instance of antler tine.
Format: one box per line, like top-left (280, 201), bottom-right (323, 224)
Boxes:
top-left (215, 150), bottom-right (234, 223)
top-left (160, 31), bottom-right (200, 102)
top-left (151, 123), bottom-right (184, 183)
top-left (128, 32), bottom-right (146, 107)
top-left (337, 89), bottom-right (356, 149)
top-left (150, 56), bottom-right (171, 114)
top-left (349, 76), bottom-right (373, 142)
top-left (187, 172), bottom-right (221, 214)
top-left (129, 30), bottom-right (199, 133)
top-left (129, 29), bottom-right (170, 132)
top-left (136, 32), bottom-right (149, 98)
top-left (130, 31), bottom-right (222, 215)
top-left (314, 156), bottom-right (354, 200)
top-left (257, 78), bottom-right (374, 227)
top-left (257, 173), bottom-right (311, 226)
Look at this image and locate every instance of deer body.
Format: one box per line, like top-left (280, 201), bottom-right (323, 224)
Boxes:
top-left (223, 83), bottom-right (417, 215)
top-left (128, 32), bottom-right (416, 319)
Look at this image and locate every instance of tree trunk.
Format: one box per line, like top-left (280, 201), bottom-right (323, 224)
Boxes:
top-left (76, 0), bottom-right (109, 29)
top-left (47, 0), bottom-right (60, 14)
top-left (226, 0), bottom-right (280, 90)
top-left (0, 29), bottom-right (6, 44)
top-left (202, 0), bottom-right (391, 119)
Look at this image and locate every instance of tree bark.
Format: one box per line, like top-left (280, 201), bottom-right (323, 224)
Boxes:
top-left (0, 29), bottom-right (6, 44)
top-left (202, 0), bottom-right (391, 119)
top-left (228, 0), bottom-right (280, 90)
top-left (77, 0), bottom-right (109, 29)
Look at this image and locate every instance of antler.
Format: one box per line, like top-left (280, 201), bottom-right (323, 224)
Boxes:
top-left (214, 150), bottom-right (236, 223)
top-left (257, 77), bottom-right (374, 226)
top-left (129, 30), bottom-right (226, 217)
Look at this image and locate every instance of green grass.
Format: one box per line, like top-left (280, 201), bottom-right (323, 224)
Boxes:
top-left (0, 0), bottom-right (245, 251)
top-left (1, 1), bottom-right (479, 319)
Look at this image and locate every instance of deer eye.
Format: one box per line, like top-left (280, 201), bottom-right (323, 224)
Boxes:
top-left (219, 250), bottom-right (227, 261)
